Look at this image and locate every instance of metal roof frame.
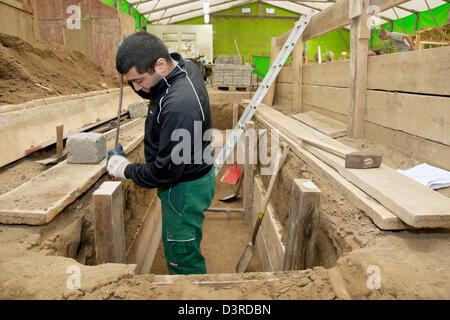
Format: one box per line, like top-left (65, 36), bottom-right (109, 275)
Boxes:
top-left (126, 0), bottom-right (449, 26)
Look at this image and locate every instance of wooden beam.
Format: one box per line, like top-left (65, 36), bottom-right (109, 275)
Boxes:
top-left (263, 37), bottom-right (280, 106)
top-left (56, 124), bottom-right (64, 156)
top-left (276, 0), bottom-right (409, 43)
top-left (283, 179), bottom-right (321, 270)
top-left (292, 37), bottom-right (303, 113)
top-left (0, 118), bottom-right (145, 225)
top-left (254, 103), bottom-right (450, 229)
top-left (243, 121), bottom-right (255, 222)
top-left (247, 105), bottom-right (406, 230)
top-left (93, 181), bottom-right (126, 264)
top-left (347, 0), bottom-right (369, 138)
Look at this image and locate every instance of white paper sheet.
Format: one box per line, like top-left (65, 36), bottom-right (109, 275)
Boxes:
top-left (396, 163), bottom-right (450, 190)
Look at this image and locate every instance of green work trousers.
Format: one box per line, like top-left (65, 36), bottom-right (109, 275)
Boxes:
top-left (157, 166), bottom-right (216, 275)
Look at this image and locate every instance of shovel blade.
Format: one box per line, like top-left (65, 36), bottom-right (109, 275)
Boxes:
top-left (236, 242), bottom-right (255, 273)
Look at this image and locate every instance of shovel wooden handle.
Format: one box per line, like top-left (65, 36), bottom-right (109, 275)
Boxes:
top-left (251, 144), bottom-right (289, 244)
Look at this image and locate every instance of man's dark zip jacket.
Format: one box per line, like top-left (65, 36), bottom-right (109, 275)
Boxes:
top-left (123, 53), bottom-right (213, 188)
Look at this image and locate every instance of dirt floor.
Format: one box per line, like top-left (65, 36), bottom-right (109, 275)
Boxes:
top-left (0, 90), bottom-right (449, 300)
top-left (0, 33), bottom-right (119, 106)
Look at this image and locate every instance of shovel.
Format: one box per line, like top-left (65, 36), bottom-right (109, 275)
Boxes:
top-left (221, 161), bottom-right (242, 185)
top-left (219, 172), bottom-right (244, 201)
top-left (236, 143), bottom-right (289, 273)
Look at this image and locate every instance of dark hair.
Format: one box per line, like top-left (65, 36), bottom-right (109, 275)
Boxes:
top-left (116, 32), bottom-right (172, 75)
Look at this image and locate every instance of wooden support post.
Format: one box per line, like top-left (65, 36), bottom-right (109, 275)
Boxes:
top-left (93, 181), bottom-right (126, 264)
top-left (292, 37), bottom-right (303, 114)
top-left (283, 179), bottom-right (321, 271)
top-left (232, 103), bottom-right (239, 128)
top-left (347, 0), bottom-right (369, 139)
top-left (263, 37), bottom-right (281, 106)
top-left (243, 121), bottom-right (255, 222)
top-left (56, 123), bottom-right (64, 156)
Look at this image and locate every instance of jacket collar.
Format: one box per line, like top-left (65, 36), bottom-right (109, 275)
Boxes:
top-left (149, 52), bottom-right (186, 100)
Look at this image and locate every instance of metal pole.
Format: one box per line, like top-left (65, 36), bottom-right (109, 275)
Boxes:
top-left (424, 0), bottom-right (439, 27)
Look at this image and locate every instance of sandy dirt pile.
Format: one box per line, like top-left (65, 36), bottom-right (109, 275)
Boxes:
top-left (0, 33), bottom-right (119, 105)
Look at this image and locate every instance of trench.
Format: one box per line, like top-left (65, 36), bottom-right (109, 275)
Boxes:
top-left (39, 99), bottom-right (348, 276)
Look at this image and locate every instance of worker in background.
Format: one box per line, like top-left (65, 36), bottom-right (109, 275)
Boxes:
top-left (326, 51), bottom-right (335, 62)
top-left (108, 32), bottom-right (215, 275)
top-left (378, 29), bottom-right (415, 52)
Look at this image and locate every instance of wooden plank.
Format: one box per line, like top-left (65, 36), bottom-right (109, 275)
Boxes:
top-left (302, 60), bottom-right (349, 88)
top-left (283, 179), bottom-right (321, 270)
top-left (292, 37), bottom-right (303, 114)
top-left (367, 46), bottom-right (450, 96)
top-left (302, 84), bottom-right (349, 115)
top-left (347, 0), bottom-right (369, 139)
top-left (0, 88), bottom-right (137, 168)
top-left (293, 111), bottom-right (347, 138)
top-left (252, 176), bottom-right (286, 272)
top-left (275, 82), bottom-right (293, 102)
top-left (277, 67), bottom-right (293, 84)
top-left (126, 191), bottom-right (162, 274)
top-left (366, 90), bottom-right (450, 145)
top-left (243, 121), bottom-right (255, 222)
top-left (302, 104), bottom-right (348, 124)
top-left (93, 181), bottom-right (126, 264)
top-left (251, 110), bottom-right (406, 230)
top-left (255, 104), bottom-right (450, 229)
top-left (0, 118), bottom-right (145, 225)
top-left (365, 122), bottom-right (450, 172)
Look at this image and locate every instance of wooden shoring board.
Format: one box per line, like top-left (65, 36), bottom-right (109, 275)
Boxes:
top-left (252, 176), bottom-right (286, 272)
top-left (252, 111), bottom-right (406, 230)
top-left (126, 190), bottom-right (162, 275)
top-left (292, 111), bottom-right (347, 138)
top-left (0, 118), bottom-right (145, 225)
top-left (254, 104), bottom-right (450, 229)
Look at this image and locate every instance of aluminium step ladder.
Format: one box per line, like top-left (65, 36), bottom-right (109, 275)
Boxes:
top-left (214, 12), bottom-right (313, 176)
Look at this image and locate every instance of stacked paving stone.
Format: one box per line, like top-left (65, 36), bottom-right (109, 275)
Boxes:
top-left (212, 55), bottom-right (253, 87)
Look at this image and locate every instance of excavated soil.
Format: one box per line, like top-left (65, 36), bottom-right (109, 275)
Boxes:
top-left (0, 92), bottom-right (449, 300)
top-left (0, 33), bottom-right (119, 106)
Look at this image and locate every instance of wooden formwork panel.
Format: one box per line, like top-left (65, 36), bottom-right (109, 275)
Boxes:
top-left (366, 90), bottom-right (450, 146)
top-left (0, 88), bottom-right (137, 168)
top-left (277, 67), bottom-right (294, 84)
top-left (302, 61), bottom-right (349, 88)
top-left (365, 122), bottom-right (450, 172)
top-left (275, 82), bottom-right (293, 102)
top-left (302, 85), bottom-right (349, 116)
top-left (367, 46), bottom-right (450, 96)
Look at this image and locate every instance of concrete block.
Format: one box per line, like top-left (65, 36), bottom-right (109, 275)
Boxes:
top-left (127, 99), bottom-right (148, 119)
top-left (67, 132), bottom-right (106, 164)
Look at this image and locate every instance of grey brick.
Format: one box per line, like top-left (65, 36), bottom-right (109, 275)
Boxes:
top-left (67, 132), bottom-right (106, 164)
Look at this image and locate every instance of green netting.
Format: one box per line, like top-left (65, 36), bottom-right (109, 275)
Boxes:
top-left (99, 0), bottom-right (150, 30)
top-left (177, 3), bottom-right (350, 77)
top-left (370, 3), bottom-right (449, 52)
top-left (304, 29), bottom-right (350, 61)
